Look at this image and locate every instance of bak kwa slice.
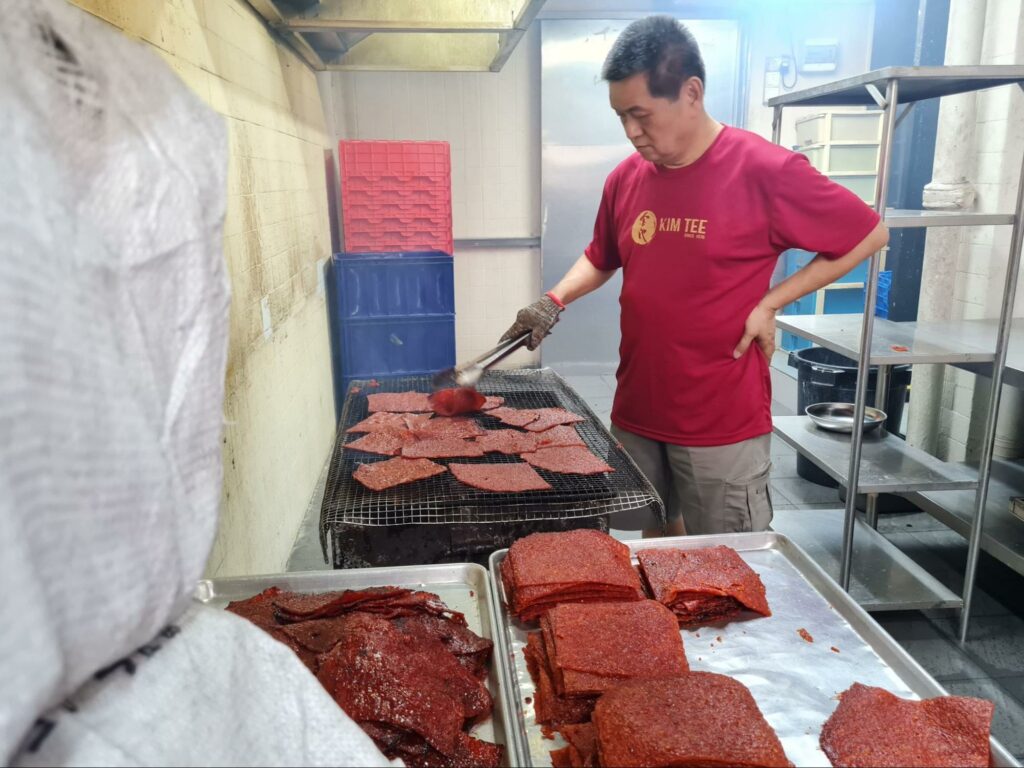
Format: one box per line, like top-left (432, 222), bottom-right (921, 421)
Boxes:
top-left (534, 424), bottom-right (586, 449)
top-left (487, 406), bottom-right (540, 428)
top-left (481, 395), bottom-right (505, 410)
top-left (551, 723), bottom-right (598, 768)
top-left (637, 545), bottom-right (771, 626)
top-left (352, 456), bottom-right (447, 491)
top-left (593, 673), bottom-right (792, 768)
top-left (501, 530), bottom-right (644, 621)
top-left (450, 462), bottom-right (552, 492)
top-left (273, 586), bottom-right (465, 625)
top-left (475, 428), bottom-right (540, 454)
top-left (415, 416), bottom-right (487, 439)
top-left (316, 614), bottom-right (490, 758)
top-left (523, 407), bottom-right (586, 432)
top-left (523, 632), bottom-right (595, 728)
top-left (347, 411), bottom-right (433, 433)
top-left (543, 600), bottom-right (688, 697)
top-left (367, 391), bottom-right (432, 413)
top-left (820, 683), bottom-right (993, 767)
top-left (346, 427), bottom-right (418, 456)
top-left (521, 446), bottom-right (614, 475)
top-left (401, 437), bottom-right (486, 459)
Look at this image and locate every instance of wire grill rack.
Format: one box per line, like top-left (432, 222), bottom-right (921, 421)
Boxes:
top-left (321, 368), bottom-right (662, 530)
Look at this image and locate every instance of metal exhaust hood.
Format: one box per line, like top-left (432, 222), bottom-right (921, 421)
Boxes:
top-left (247, 0), bottom-right (546, 71)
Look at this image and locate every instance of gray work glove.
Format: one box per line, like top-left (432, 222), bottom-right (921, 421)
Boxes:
top-left (501, 294), bottom-right (564, 351)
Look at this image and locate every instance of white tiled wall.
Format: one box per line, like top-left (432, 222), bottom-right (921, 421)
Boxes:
top-left (319, 28), bottom-right (541, 365)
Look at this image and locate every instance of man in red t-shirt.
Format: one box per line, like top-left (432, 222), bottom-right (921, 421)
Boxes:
top-left (502, 16), bottom-right (887, 538)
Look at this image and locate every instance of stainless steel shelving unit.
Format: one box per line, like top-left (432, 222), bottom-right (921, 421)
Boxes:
top-left (768, 65), bottom-right (1024, 640)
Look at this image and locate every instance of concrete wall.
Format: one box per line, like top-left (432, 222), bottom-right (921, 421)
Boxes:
top-left (70, 0), bottom-right (337, 576)
top-left (318, 30), bottom-right (542, 369)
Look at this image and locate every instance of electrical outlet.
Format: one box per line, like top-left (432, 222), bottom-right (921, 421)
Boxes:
top-left (779, 56), bottom-right (792, 74)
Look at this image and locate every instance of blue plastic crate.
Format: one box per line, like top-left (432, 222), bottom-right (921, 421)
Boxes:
top-left (330, 251), bottom-right (454, 319)
top-left (328, 313), bottom-right (456, 418)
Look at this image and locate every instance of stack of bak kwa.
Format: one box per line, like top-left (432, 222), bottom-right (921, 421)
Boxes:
top-left (525, 600), bottom-right (688, 730)
top-left (637, 545), bottom-right (771, 626)
top-left (500, 530), bottom-right (645, 623)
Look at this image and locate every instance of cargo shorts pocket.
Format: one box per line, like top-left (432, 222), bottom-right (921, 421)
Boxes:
top-left (722, 473), bottom-right (774, 533)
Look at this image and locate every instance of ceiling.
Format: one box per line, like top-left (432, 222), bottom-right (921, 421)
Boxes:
top-left (247, 0), bottom-right (547, 71)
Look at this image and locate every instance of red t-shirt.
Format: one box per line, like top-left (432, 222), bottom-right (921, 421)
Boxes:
top-left (585, 126), bottom-right (880, 446)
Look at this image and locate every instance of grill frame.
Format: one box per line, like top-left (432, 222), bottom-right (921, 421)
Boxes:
top-left (319, 368), bottom-right (665, 566)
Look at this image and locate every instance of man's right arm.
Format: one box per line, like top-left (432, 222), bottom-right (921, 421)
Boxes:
top-left (548, 254), bottom-right (618, 305)
top-left (500, 254), bottom-right (617, 350)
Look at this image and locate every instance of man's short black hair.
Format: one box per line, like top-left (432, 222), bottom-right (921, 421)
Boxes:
top-left (601, 16), bottom-right (706, 100)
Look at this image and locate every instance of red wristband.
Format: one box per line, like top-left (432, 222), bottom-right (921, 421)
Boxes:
top-left (545, 291), bottom-right (566, 310)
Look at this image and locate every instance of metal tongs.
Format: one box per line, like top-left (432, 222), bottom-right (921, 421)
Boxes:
top-left (432, 332), bottom-right (531, 390)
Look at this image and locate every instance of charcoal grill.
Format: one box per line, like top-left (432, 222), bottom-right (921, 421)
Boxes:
top-left (320, 368), bottom-right (664, 568)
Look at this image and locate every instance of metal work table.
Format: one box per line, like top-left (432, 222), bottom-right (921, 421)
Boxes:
top-left (767, 65), bottom-right (1024, 107)
top-left (768, 65), bottom-right (1024, 637)
top-left (773, 416), bottom-right (978, 494)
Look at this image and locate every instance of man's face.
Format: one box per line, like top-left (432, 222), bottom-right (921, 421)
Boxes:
top-left (609, 73), bottom-right (699, 166)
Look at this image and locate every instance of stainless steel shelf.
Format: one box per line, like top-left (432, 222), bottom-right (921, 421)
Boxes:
top-left (950, 318), bottom-right (1024, 389)
top-left (767, 65), bottom-right (1024, 107)
top-left (773, 416), bottom-right (979, 493)
top-left (885, 208), bottom-right (1016, 228)
top-left (903, 460), bottom-right (1024, 577)
top-left (777, 314), bottom-right (997, 365)
top-left (771, 509), bottom-right (963, 611)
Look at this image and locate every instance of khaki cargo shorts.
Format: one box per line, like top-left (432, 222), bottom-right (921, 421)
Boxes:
top-left (610, 426), bottom-right (773, 535)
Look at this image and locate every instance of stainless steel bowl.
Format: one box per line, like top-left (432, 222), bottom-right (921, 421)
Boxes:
top-left (805, 402), bottom-right (887, 434)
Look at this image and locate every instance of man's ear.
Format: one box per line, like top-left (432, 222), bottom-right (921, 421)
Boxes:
top-left (684, 76), bottom-right (703, 105)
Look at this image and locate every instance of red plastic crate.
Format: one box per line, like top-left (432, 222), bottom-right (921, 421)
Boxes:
top-left (339, 141), bottom-right (453, 253)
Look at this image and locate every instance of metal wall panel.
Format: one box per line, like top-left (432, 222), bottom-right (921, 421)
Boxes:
top-left (541, 18), bottom-right (742, 371)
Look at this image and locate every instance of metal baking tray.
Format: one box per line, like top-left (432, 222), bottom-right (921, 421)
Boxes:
top-left (194, 563), bottom-right (512, 765)
top-left (487, 532), bottom-right (1018, 767)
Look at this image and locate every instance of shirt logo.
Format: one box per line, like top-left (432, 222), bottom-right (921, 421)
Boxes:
top-left (631, 210), bottom-right (657, 245)
top-left (632, 211), bottom-right (708, 244)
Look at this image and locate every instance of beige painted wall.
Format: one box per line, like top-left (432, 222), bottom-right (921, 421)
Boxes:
top-left (69, 0), bottom-right (337, 577)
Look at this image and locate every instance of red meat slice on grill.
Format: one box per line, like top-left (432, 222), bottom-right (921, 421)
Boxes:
top-left (487, 406), bottom-right (540, 428)
top-left (428, 387), bottom-right (487, 416)
top-left (521, 446), bottom-right (614, 475)
top-left (481, 396), bottom-right (505, 411)
top-left (367, 391), bottom-right (433, 413)
top-left (449, 462), bottom-right (552, 492)
top-left (820, 683), bottom-right (994, 767)
top-left (402, 438), bottom-right (486, 459)
top-left (346, 427), bottom-right (419, 456)
top-left (533, 425), bottom-right (586, 449)
top-left (637, 545), bottom-right (771, 626)
top-left (592, 673), bottom-right (791, 768)
top-left (415, 416), bottom-right (487, 439)
top-left (475, 429), bottom-right (540, 455)
top-left (523, 407), bottom-right (586, 432)
top-left (352, 456), bottom-right (447, 491)
top-left (347, 411), bottom-right (434, 433)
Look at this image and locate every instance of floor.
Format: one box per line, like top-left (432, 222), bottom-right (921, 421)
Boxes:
top-left (286, 369), bottom-right (1024, 761)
